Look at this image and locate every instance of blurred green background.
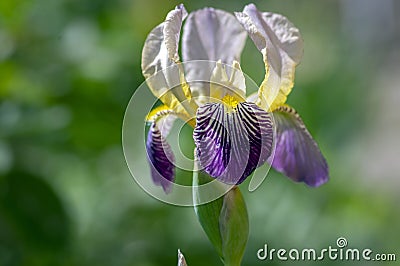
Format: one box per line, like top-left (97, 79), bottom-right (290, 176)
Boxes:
top-left (1, 0), bottom-right (399, 265)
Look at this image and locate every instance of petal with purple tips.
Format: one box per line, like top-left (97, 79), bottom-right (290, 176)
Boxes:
top-left (193, 102), bottom-right (273, 184)
top-left (272, 106), bottom-right (329, 187)
top-left (146, 122), bottom-right (175, 193)
top-left (146, 110), bottom-right (176, 194)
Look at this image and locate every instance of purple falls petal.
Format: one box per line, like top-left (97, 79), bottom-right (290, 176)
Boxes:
top-left (193, 102), bottom-right (273, 184)
top-left (272, 106), bottom-right (329, 187)
top-left (146, 122), bottom-right (175, 193)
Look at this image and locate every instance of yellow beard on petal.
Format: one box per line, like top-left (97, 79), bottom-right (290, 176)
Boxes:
top-left (222, 94), bottom-right (241, 112)
top-left (146, 105), bottom-right (171, 122)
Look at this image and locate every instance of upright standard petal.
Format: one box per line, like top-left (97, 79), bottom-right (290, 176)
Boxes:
top-left (164, 4), bottom-right (188, 63)
top-left (182, 8), bottom-right (247, 102)
top-left (235, 4), bottom-right (303, 111)
top-left (272, 106), bottom-right (329, 187)
top-left (182, 8), bottom-right (247, 63)
top-left (146, 108), bottom-right (177, 193)
top-left (142, 4), bottom-right (187, 75)
top-left (141, 4), bottom-right (196, 117)
top-left (193, 102), bottom-right (273, 184)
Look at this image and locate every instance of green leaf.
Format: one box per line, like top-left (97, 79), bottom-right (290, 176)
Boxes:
top-left (219, 186), bottom-right (249, 266)
top-left (193, 161), bottom-right (249, 266)
top-left (193, 169), bottom-right (224, 257)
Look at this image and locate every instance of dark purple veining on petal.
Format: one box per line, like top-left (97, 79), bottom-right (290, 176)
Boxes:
top-left (193, 102), bottom-right (273, 184)
top-left (146, 122), bottom-right (175, 193)
top-left (272, 106), bottom-right (329, 187)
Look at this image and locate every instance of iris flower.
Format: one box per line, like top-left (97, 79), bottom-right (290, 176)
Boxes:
top-left (142, 4), bottom-right (328, 193)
